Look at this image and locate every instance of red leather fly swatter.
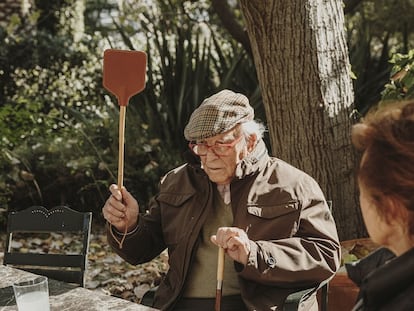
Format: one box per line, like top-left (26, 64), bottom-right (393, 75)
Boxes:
top-left (103, 49), bottom-right (147, 248)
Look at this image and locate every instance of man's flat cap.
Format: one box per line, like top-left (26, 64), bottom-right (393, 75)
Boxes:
top-left (184, 89), bottom-right (254, 141)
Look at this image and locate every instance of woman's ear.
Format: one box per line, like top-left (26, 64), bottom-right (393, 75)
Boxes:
top-left (384, 196), bottom-right (408, 226)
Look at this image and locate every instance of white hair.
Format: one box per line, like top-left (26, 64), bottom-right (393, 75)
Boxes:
top-left (240, 120), bottom-right (267, 140)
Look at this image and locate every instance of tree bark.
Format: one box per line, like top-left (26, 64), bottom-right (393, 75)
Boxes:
top-left (239, 0), bottom-right (365, 240)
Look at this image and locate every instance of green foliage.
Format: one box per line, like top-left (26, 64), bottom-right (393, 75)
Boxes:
top-left (346, 0), bottom-right (414, 114)
top-left (381, 50), bottom-right (414, 102)
top-left (0, 0), bottom-right (260, 223)
top-left (0, 1), bottom-right (113, 217)
top-left (101, 6), bottom-right (258, 152)
top-left (1, 0), bottom-right (412, 230)
top-left (99, 0), bottom-right (261, 203)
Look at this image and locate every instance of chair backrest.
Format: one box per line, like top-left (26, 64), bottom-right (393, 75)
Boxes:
top-left (3, 205), bottom-right (92, 287)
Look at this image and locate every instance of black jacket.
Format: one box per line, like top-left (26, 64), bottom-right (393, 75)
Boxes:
top-left (346, 247), bottom-right (414, 311)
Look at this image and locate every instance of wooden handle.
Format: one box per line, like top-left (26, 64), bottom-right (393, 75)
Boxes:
top-left (217, 247), bottom-right (225, 283)
top-left (215, 247), bottom-right (225, 311)
top-left (118, 106), bottom-right (126, 189)
top-left (111, 105), bottom-right (128, 249)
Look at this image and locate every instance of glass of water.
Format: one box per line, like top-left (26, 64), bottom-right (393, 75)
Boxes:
top-left (12, 276), bottom-right (50, 311)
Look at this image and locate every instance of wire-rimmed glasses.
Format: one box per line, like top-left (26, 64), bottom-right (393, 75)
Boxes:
top-left (188, 135), bottom-right (243, 156)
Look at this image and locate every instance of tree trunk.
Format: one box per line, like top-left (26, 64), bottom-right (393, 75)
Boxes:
top-left (239, 0), bottom-right (364, 240)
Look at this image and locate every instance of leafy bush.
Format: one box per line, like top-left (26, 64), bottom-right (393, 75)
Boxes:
top-left (381, 50), bottom-right (414, 102)
top-left (346, 0), bottom-right (414, 114)
top-left (0, 0), bottom-right (261, 227)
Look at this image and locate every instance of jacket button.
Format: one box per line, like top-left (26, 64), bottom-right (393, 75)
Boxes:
top-left (266, 257), bottom-right (276, 268)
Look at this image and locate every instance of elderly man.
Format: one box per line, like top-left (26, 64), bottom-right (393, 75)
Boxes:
top-left (102, 89), bottom-right (340, 311)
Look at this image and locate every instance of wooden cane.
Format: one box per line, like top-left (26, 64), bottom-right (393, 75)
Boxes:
top-left (215, 247), bottom-right (225, 311)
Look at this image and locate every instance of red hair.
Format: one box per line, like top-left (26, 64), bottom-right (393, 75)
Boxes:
top-left (352, 100), bottom-right (414, 235)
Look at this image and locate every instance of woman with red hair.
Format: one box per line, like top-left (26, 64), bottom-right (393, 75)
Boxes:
top-left (349, 100), bottom-right (414, 310)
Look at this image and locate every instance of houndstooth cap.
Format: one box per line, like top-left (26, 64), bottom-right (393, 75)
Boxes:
top-left (184, 89), bottom-right (254, 141)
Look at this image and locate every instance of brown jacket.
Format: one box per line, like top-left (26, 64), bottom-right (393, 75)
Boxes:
top-left (108, 140), bottom-right (341, 310)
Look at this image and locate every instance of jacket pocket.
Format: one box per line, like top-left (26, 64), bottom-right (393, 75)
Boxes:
top-left (157, 191), bottom-right (195, 207)
top-left (157, 191), bottom-right (197, 246)
top-left (247, 200), bottom-right (299, 219)
top-left (245, 201), bottom-right (301, 239)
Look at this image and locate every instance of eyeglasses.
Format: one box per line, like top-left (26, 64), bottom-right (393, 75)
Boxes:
top-left (189, 135), bottom-right (243, 156)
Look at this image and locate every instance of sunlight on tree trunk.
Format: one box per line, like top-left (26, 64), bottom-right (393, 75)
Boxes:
top-left (239, 0), bottom-right (365, 239)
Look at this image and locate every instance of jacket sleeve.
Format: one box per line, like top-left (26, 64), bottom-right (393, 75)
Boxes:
top-left (106, 194), bottom-right (166, 265)
top-left (106, 163), bottom-right (198, 266)
top-left (237, 174), bottom-right (341, 288)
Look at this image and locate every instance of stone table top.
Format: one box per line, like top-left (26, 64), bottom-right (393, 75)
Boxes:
top-left (0, 265), bottom-right (158, 311)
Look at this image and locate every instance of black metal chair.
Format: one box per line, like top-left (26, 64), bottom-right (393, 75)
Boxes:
top-left (3, 205), bottom-right (92, 287)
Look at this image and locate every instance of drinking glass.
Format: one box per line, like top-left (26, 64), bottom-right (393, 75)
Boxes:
top-left (12, 276), bottom-right (50, 311)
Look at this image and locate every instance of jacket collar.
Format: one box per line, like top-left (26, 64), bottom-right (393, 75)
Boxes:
top-left (234, 139), bottom-right (269, 179)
